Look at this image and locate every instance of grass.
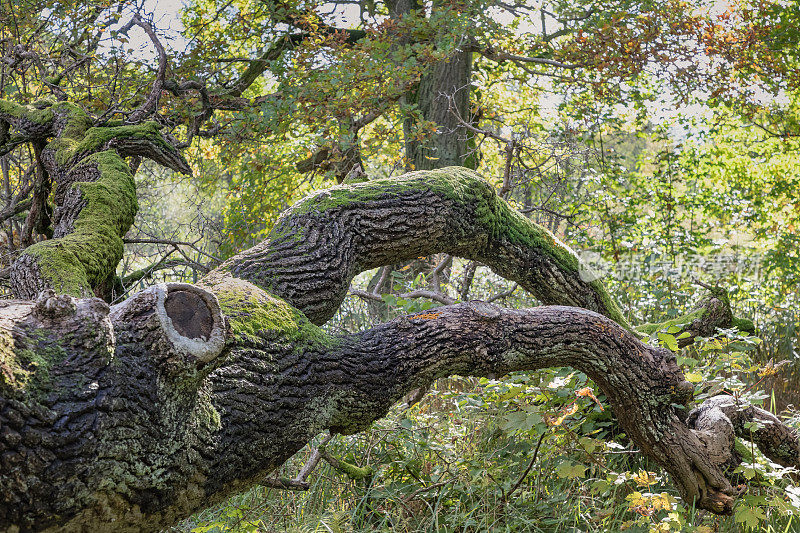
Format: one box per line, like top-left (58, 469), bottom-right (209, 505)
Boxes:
top-left (172, 372), bottom-right (800, 533)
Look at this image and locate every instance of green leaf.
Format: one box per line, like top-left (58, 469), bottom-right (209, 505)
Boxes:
top-left (658, 332), bottom-right (678, 351)
top-left (555, 461), bottom-right (586, 479)
top-left (734, 504), bottom-right (765, 529)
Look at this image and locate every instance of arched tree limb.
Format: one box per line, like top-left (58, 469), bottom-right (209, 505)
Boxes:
top-left (0, 168), bottom-right (781, 532)
top-left (215, 167), bottom-right (629, 327)
top-left (216, 166), bottom-right (748, 338)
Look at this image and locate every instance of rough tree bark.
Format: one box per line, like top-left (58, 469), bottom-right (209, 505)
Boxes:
top-left (0, 100), bottom-right (790, 531)
top-left (387, 0), bottom-right (474, 172)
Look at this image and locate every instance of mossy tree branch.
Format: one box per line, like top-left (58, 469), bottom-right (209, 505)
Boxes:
top-left (0, 168), bottom-right (773, 532)
top-left (0, 99), bottom-right (190, 300)
top-left (216, 167), bottom-right (745, 337)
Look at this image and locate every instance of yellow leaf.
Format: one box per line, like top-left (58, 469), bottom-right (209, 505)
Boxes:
top-left (576, 386), bottom-right (604, 411)
top-left (632, 470), bottom-right (656, 487)
top-left (685, 372), bottom-right (703, 383)
top-left (548, 402), bottom-right (580, 426)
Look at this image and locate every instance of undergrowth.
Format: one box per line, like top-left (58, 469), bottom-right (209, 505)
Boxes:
top-left (173, 325), bottom-right (800, 533)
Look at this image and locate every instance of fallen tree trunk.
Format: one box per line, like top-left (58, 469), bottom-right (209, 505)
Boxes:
top-left (0, 166), bottom-right (787, 532)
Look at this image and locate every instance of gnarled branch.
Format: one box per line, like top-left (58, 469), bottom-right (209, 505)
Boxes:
top-left (215, 167), bottom-right (629, 327)
top-left (0, 168), bottom-right (781, 533)
top-left (0, 100), bottom-right (189, 300)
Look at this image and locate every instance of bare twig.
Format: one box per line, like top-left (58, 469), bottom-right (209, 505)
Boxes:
top-left (431, 254), bottom-right (452, 292)
top-left (261, 434), bottom-right (334, 490)
top-left (460, 261), bottom-right (478, 300)
top-left (504, 431), bottom-right (548, 502)
top-left (121, 15), bottom-right (168, 124)
top-left (123, 237), bottom-right (220, 263)
top-left (119, 257), bottom-right (205, 285)
top-left (486, 283), bottom-right (518, 303)
top-left (259, 478), bottom-right (311, 491)
top-left (350, 288), bottom-right (456, 305)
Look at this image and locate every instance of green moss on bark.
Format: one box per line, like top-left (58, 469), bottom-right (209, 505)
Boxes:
top-left (50, 120), bottom-right (167, 167)
top-left (0, 99), bottom-right (56, 124)
top-left (1, 100), bottom-right (172, 297)
top-left (287, 166), bottom-right (628, 327)
top-left (0, 328), bottom-right (67, 398)
top-left (204, 276), bottom-right (335, 348)
top-left (22, 150), bottom-right (138, 297)
top-left (74, 122), bottom-right (168, 160)
top-left (731, 317), bottom-right (756, 335)
top-left (319, 445), bottom-right (374, 480)
top-left (289, 167), bottom-right (483, 216)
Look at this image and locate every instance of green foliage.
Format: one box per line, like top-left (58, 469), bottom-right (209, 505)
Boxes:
top-left (179, 327), bottom-right (800, 533)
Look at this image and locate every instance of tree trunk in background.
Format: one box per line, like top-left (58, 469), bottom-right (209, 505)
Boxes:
top-left (404, 47), bottom-right (472, 170)
top-left (392, 0), bottom-right (474, 171)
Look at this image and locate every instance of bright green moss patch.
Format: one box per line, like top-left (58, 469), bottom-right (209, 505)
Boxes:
top-left (290, 166), bottom-right (485, 216)
top-left (0, 99), bottom-right (55, 124)
top-left (25, 245), bottom-right (92, 297)
top-left (50, 120), bottom-right (166, 167)
top-left (496, 204), bottom-right (580, 272)
top-left (23, 150), bottom-right (138, 297)
top-left (204, 276), bottom-right (335, 348)
top-left (73, 121), bottom-right (168, 159)
top-left (319, 444), bottom-right (374, 480)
